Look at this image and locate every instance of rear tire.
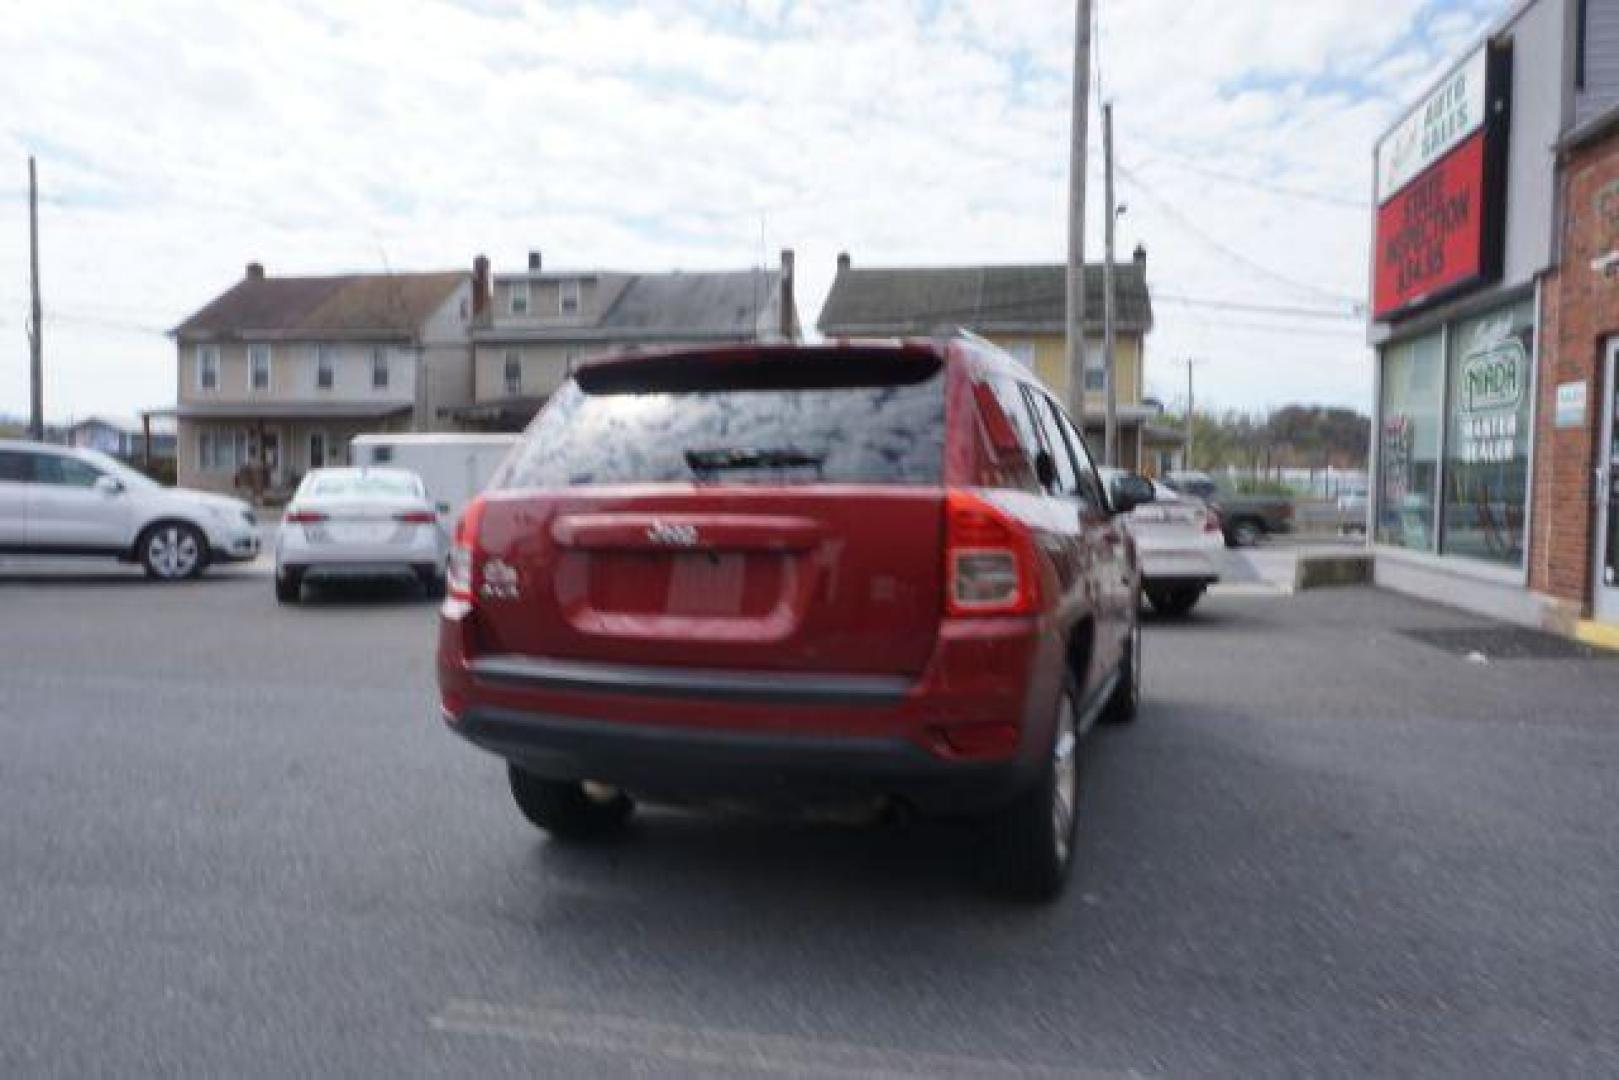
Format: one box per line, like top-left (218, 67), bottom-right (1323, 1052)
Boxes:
top-left (1146, 586), bottom-right (1202, 617)
top-left (508, 764), bottom-right (633, 842)
top-left (990, 672), bottom-right (1081, 902)
top-left (417, 565), bottom-right (447, 600)
top-left (1228, 518), bottom-right (1263, 547)
top-left (275, 568), bottom-right (303, 605)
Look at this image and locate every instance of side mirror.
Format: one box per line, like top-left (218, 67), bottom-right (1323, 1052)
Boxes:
top-left (93, 475), bottom-right (125, 496)
top-left (1109, 473), bottom-right (1155, 515)
top-left (1034, 451), bottom-right (1058, 491)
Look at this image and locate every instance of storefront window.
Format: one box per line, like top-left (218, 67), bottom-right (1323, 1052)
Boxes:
top-left (1441, 298), bottom-right (1534, 566)
top-left (1378, 330), bottom-right (1444, 550)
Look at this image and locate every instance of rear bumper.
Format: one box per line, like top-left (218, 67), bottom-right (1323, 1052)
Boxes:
top-left (452, 705), bottom-right (1030, 815)
top-left (1138, 548), bottom-right (1221, 586)
top-left (439, 613), bottom-right (1057, 817)
top-left (276, 524), bottom-right (446, 572)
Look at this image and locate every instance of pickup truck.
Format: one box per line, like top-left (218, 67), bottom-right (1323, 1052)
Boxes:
top-left (1162, 471), bottom-right (1293, 547)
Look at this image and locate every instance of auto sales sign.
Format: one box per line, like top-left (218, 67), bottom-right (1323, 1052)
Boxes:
top-left (1372, 44), bottom-right (1510, 321)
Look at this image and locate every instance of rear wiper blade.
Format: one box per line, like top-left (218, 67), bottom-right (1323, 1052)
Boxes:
top-left (684, 447), bottom-right (826, 472)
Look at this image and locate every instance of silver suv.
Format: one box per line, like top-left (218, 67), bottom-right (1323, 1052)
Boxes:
top-left (0, 440), bottom-right (259, 579)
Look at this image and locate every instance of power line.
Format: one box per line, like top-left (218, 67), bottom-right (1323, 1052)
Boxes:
top-left (1154, 291), bottom-right (1364, 322)
top-left (1176, 316), bottom-right (1369, 343)
top-left (1115, 158), bottom-right (1361, 307)
top-left (1132, 143), bottom-right (1367, 209)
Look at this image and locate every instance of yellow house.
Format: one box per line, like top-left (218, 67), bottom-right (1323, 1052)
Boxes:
top-left (816, 249), bottom-right (1180, 471)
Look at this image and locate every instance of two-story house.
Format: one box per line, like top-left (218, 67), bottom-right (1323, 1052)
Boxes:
top-left (816, 250), bottom-right (1176, 471)
top-left (449, 249), bottom-right (801, 431)
top-left (171, 263), bottom-right (473, 497)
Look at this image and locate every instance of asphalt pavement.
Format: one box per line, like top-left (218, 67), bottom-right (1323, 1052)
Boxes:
top-left (1, 569), bottom-right (1616, 1077)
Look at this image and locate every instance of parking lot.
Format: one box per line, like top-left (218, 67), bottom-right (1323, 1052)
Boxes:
top-left (2, 562), bottom-right (1617, 1076)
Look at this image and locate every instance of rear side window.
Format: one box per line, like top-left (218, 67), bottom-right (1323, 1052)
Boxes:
top-left (1037, 392), bottom-right (1106, 505)
top-left (33, 455), bottom-right (102, 487)
top-left (0, 451), bottom-right (30, 482)
top-left (1029, 391), bottom-right (1081, 496)
top-left (498, 354), bottom-right (946, 488)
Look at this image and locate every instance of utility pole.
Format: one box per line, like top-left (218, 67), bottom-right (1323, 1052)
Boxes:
top-left (1184, 359), bottom-right (1197, 470)
top-left (27, 156), bottom-right (44, 441)
top-left (1102, 102), bottom-right (1118, 467)
top-left (1065, 0), bottom-right (1092, 428)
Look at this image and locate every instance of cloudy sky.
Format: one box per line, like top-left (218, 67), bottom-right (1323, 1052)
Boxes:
top-left (2, 0), bottom-right (1502, 423)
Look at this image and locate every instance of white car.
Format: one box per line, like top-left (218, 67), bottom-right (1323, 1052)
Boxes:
top-left (0, 439), bottom-right (259, 580)
top-left (349, 433), bottom-right (518, 531)
top-left (1103, 468), bottom-right (1223, 616)
top-left (274, 467), bottom-right (448, 604)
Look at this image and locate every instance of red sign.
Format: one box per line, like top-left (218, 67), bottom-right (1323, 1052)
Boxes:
top-left (1373, 131), bottom-right (1488, 319)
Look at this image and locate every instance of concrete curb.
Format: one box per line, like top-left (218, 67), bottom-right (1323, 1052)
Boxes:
top-left (1294, 554), bottom-right (1374, 591)
top-left (1575, 620), bottom-right (1619, 653)
top-left (1209, 582), bottom-right (1294, 598)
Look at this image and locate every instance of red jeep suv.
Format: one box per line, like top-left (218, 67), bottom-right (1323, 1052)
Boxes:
top-left (437, 337), bottom-right (1150, 898)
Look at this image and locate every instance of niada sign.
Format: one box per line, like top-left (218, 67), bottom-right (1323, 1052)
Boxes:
top-left (1376, 47), bottom-right (1488, 205)
top-left (1460, 338), bottom-right (1525, 412)
top-left (1455, 328), bottom-right (1528, 466)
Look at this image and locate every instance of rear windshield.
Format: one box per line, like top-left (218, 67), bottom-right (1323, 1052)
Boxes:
top-left (497, 355), bottom-right (946, 489)
top-left (304, 471), bottom-right (421, 498)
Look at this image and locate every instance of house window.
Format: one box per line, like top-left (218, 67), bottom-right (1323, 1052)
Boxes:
top-left (196, 345), bottom-right (220, 391)
top-left (309, 431), bottom-right (327, 470)
top-left (504, 350), bottom-right (522, 396)
top-left (559, 279), bottom-right (581, 315)
top-left (509, 282), bottom-right (530, 316)
top-left (1084, 343), bottom-right (1106, 392)
top-left (249, 345), bottom-right (271, 391)
top-left (316, 346), bottom-right (335, 390)
top-left (199, 429), bottom-right (248, 472)
top-left (371, 347), bottom-right (389, 389)
top-left (1577, 0), bottom-right (1588, 88)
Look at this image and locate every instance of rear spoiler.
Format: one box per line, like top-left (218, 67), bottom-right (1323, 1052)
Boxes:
top-left (575, 344), bottom-right (943, 394)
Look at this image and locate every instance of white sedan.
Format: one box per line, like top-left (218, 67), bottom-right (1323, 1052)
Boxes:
top-left (1104, 468), bottom-right (1224, 616)
top-left (273, 468), bottom-right (448, 604)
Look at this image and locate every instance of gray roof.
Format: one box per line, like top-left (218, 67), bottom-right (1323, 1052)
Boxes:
top-left (816, 262), bottom-right (1152, 336)
top-left (603, 270), bottom-right (780, 334)
top-left (475, 269), bottom-right (795, 344)
top-left (175, 272), bottom-right (466, 342)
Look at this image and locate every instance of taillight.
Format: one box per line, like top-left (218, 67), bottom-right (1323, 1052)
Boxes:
top-left (394, 510), bottom-right (437, 525)
top-left (285, 509), bottom-right (327, 524)
top-left (1203, 508), bottom-right (1222, 534)
top-left (944, 490), bottom-right (1039, 616)
top-left (446, 496), bottom-right (487, 603)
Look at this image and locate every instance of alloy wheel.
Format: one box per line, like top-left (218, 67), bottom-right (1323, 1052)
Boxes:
top-left (147, 526), bottom-right (200, 579)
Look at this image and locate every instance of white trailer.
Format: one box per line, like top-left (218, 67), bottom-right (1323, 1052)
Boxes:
top-left (349, 433), bottom-right (518, 528)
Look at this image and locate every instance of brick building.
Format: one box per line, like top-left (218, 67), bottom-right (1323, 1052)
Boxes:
top-left (1367, 0), bottom-right (1619, 642)
top-left (1534, 106), bottom-right (1619, 635)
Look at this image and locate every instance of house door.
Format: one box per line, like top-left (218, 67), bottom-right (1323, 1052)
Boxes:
top-left (1596, 339), bottom-right (1619, 624)
top-left (261, 431), bottom-right (284, 490)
